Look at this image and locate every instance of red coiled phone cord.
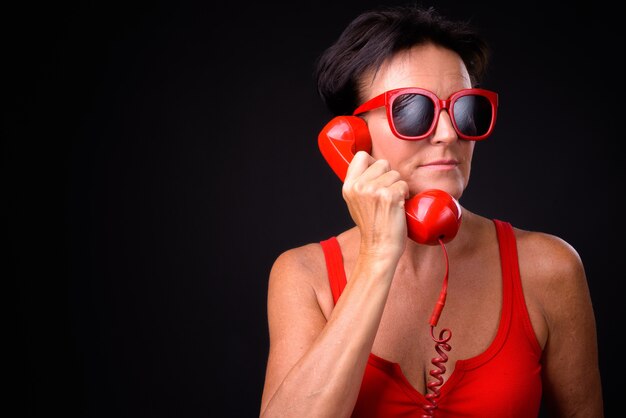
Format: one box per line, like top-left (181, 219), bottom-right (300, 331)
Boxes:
top-left (421, 239), bottom-right (452, 418)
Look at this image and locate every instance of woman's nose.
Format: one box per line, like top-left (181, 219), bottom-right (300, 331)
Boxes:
top-left (429, 110), bottom-right (458, 144)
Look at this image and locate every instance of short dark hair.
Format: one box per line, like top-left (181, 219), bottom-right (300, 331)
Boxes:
top-left (314, 4), bottom-right (490, 116)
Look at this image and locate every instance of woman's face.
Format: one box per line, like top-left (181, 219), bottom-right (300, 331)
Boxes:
top-left (359, 43), bottom-right (475, 200)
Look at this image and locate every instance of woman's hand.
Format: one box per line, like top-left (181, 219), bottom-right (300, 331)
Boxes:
top-left (343, 151), bottom-right (409, 261)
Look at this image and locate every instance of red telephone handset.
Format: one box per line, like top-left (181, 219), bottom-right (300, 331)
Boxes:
top-left (318, 116), bottom-right (462, 245)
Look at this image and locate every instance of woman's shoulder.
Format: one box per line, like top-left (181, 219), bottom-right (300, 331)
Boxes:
top-left (510, 223), bottom-right (588, 303)
top-left (511, 224), bottom-right (584, 275)
top-left (267, 238), bottom-right (337, 318)
top-left (269, 228), bottom-right (359, 278)
top-left (269, 240), bottom-right (328, 280)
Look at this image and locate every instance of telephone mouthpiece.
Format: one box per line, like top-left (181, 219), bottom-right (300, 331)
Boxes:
top-left (404, 189), bottom-right (462, 245)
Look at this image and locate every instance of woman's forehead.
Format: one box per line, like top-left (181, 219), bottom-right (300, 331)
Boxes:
top-left (360, 43), bottom-right (471, 99)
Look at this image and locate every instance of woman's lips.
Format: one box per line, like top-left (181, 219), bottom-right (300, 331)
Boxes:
top-left (419, 159), bottom-right (459, 170)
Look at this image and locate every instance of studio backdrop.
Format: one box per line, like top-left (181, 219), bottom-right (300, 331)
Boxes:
top-left (7, 1), bottom-right (622, 417)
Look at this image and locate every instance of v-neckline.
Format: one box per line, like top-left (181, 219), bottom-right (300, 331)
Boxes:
top-left (365, 295), bottom-right (511, 404)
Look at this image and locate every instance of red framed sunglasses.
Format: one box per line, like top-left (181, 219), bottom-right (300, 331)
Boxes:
top-left (353, 87), bottom-right (498, 141)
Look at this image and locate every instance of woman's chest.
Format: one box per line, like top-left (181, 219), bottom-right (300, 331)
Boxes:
top-left (370, 258), bottom-right (503, 393)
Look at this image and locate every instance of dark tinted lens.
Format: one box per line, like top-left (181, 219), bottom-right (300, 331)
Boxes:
top-left (391, 93), bottom-right (434, 137)
top-left (453, 95), bottom-right (492, 137)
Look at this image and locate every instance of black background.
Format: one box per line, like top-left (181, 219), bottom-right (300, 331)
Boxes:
top-left (6, 1), bottom-right (623, 417)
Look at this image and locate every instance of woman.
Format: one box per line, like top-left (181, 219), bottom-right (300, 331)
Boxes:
top-left (259, 5), bottom-right (603, 417)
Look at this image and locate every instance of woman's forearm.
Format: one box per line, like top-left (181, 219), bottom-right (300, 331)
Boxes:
top-left (261, 256), bottom-right (398, 418)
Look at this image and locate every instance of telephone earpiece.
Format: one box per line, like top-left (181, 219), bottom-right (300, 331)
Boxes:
top-left (318, 116), bottom-right (372, 181)
top-left (318, 116), bottom-right (462, 245)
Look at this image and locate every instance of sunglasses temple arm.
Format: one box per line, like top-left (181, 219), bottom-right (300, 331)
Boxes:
top-left (353, 94), bottom-right (386, 115)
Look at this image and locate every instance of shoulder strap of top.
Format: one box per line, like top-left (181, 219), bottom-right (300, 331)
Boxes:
top-left (320, 237), bottom-right (347, 305)
top-left (493, 219), bottom-right (541, 348)
top-left (494, 219), bottom-right (518, 284)
top-left (493, 219), bottom-right (516, 329)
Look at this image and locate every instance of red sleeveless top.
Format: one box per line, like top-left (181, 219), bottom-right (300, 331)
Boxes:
top-left (320, 220), bottom-right (542, 417)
